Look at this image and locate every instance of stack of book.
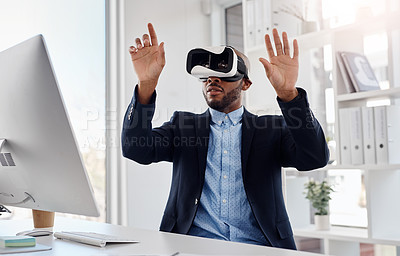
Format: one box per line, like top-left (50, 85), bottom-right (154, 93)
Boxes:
top-left (339, 106), bottom-right (400, 165)
top-left (336, 51), bottom-right (381, 93)
top-left (0, 236), bottom-right (35, 248)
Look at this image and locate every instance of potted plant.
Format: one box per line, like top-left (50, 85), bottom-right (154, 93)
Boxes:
top-left (304, 179), bottom-right (334, 230)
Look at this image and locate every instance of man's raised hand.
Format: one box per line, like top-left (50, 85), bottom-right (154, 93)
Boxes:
top-left (129, 23), bottom-right (165, 104)
top-left (259, 28), bottom-right (299, 102)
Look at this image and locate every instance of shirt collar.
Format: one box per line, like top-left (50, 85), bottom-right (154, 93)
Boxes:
top-left (209, 106), bottom-right (244, 126)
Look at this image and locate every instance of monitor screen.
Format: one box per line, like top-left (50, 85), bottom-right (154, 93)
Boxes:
top-left (0, 35), bottom-right (99, 217)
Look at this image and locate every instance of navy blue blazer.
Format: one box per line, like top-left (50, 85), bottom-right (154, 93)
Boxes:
top-left (121, 87), bottom-right (329, 250)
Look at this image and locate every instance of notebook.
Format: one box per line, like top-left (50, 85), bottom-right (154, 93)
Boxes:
top-left (0, 244), bottom-right (51, 254)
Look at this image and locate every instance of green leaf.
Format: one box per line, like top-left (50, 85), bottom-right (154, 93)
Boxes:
top-left (304, 179), bottom-right (334, 215)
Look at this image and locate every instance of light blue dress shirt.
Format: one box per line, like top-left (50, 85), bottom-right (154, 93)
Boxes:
top-left (188, 106), bottom-right (268, 246)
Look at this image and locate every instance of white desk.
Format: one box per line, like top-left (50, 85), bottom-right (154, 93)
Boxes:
top-left (1, 217), bottom-right (326, 255)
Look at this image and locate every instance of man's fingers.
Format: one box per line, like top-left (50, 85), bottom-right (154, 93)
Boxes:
top-left (129, 45), bottom-right (137, 54)
top-left (282, 32), bottom-right (290, 56)
top-left (159, 42), bottom-right (166, 66)
top-left (293, 39), bottom-right (299, 60)
top-left (135, 38), bottom-right (143, 49)
top-left (134, 23), bottom-right (159, 49)
top-left (264, 34), bottom-right (275, 59)
top-left (148, 23), bottom-right (159, 46)
top-left (142, 34), bottom-right (150, 47)
top-left (129, 46), bottom-right (140, 61)
top-left (272, 28), bottom-right (283, 56)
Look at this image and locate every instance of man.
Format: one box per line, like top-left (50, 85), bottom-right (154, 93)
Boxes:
top-left (122, 23), bottom-right (329, 250)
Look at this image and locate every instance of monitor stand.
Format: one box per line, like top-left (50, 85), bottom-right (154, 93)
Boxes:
top-left (13, 210), bottom-right (55, 237)
top-left (32, 210), bottom-right (55, 229)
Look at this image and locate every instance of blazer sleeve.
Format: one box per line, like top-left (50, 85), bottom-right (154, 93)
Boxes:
top-left (277, 87), bottom-right (329, 171)
top-left (121, 85), bottom-right (176, 164)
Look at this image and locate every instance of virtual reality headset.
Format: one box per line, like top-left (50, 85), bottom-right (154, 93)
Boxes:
top-left (186, 46), bottom-right (248, 82)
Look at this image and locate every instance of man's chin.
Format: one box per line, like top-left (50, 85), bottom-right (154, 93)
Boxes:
top-left (203, 92), bottom-right (228, 111)
top-left (206, 100), bottom-right (224, 111)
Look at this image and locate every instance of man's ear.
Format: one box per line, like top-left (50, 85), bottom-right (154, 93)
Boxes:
top-left (242, 78), bottom-right (252, 91)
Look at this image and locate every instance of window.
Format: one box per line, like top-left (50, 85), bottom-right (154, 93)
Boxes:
top-left (225, 3), bottom-right (244, 52)
top-left (0, 0), bottom-right (106, 222)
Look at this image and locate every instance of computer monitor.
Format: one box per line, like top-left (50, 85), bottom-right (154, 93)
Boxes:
top-left (0, 35), bottom-right (99, 217)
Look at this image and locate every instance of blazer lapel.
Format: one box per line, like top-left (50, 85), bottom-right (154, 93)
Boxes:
top-left (194, 110), bottom-right (211, 184)
top-left (241, 108), bottom-right (256, 181)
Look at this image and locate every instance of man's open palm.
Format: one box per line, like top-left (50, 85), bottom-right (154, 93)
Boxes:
top-left (259, 29), bottom-right (299, 100)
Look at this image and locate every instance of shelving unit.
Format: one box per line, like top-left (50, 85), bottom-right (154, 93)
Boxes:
top-left (336, 87), bottom-right (400, 102)
top-left (294, 218), bottom-right (400, 246)
top-left (295, 225), bottom-right (400, 256)
top-left (329, 10), bottom-right (400, 255)
top-left (240, 0), bottom-right (400, 255)
top-left (312, 164), bottom-right (400, 171)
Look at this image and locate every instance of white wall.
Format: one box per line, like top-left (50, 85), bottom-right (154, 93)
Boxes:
top-left (122, 0), bottom-right (211, 230)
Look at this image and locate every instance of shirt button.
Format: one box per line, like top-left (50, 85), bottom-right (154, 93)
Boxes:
top-left (225, 116), bottom-right (228, 119)
top-left (224, 129), bottom-right (228, 133)
top-left (223, 175), bottom-right (227, 179)
top-left (218, 121), bottom-right (222, 125)
top-left (195, 198), bottom-right (198, 205)
top-left (222, 199), bottom-right (227, 203)
top-left (223, 150), bottom-right (227, 154)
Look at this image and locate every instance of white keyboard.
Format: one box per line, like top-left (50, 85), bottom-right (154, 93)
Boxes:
top-left (64, 232), bottom-right (133, 241)
top-left (54, 231), bottom-right (139, 247)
